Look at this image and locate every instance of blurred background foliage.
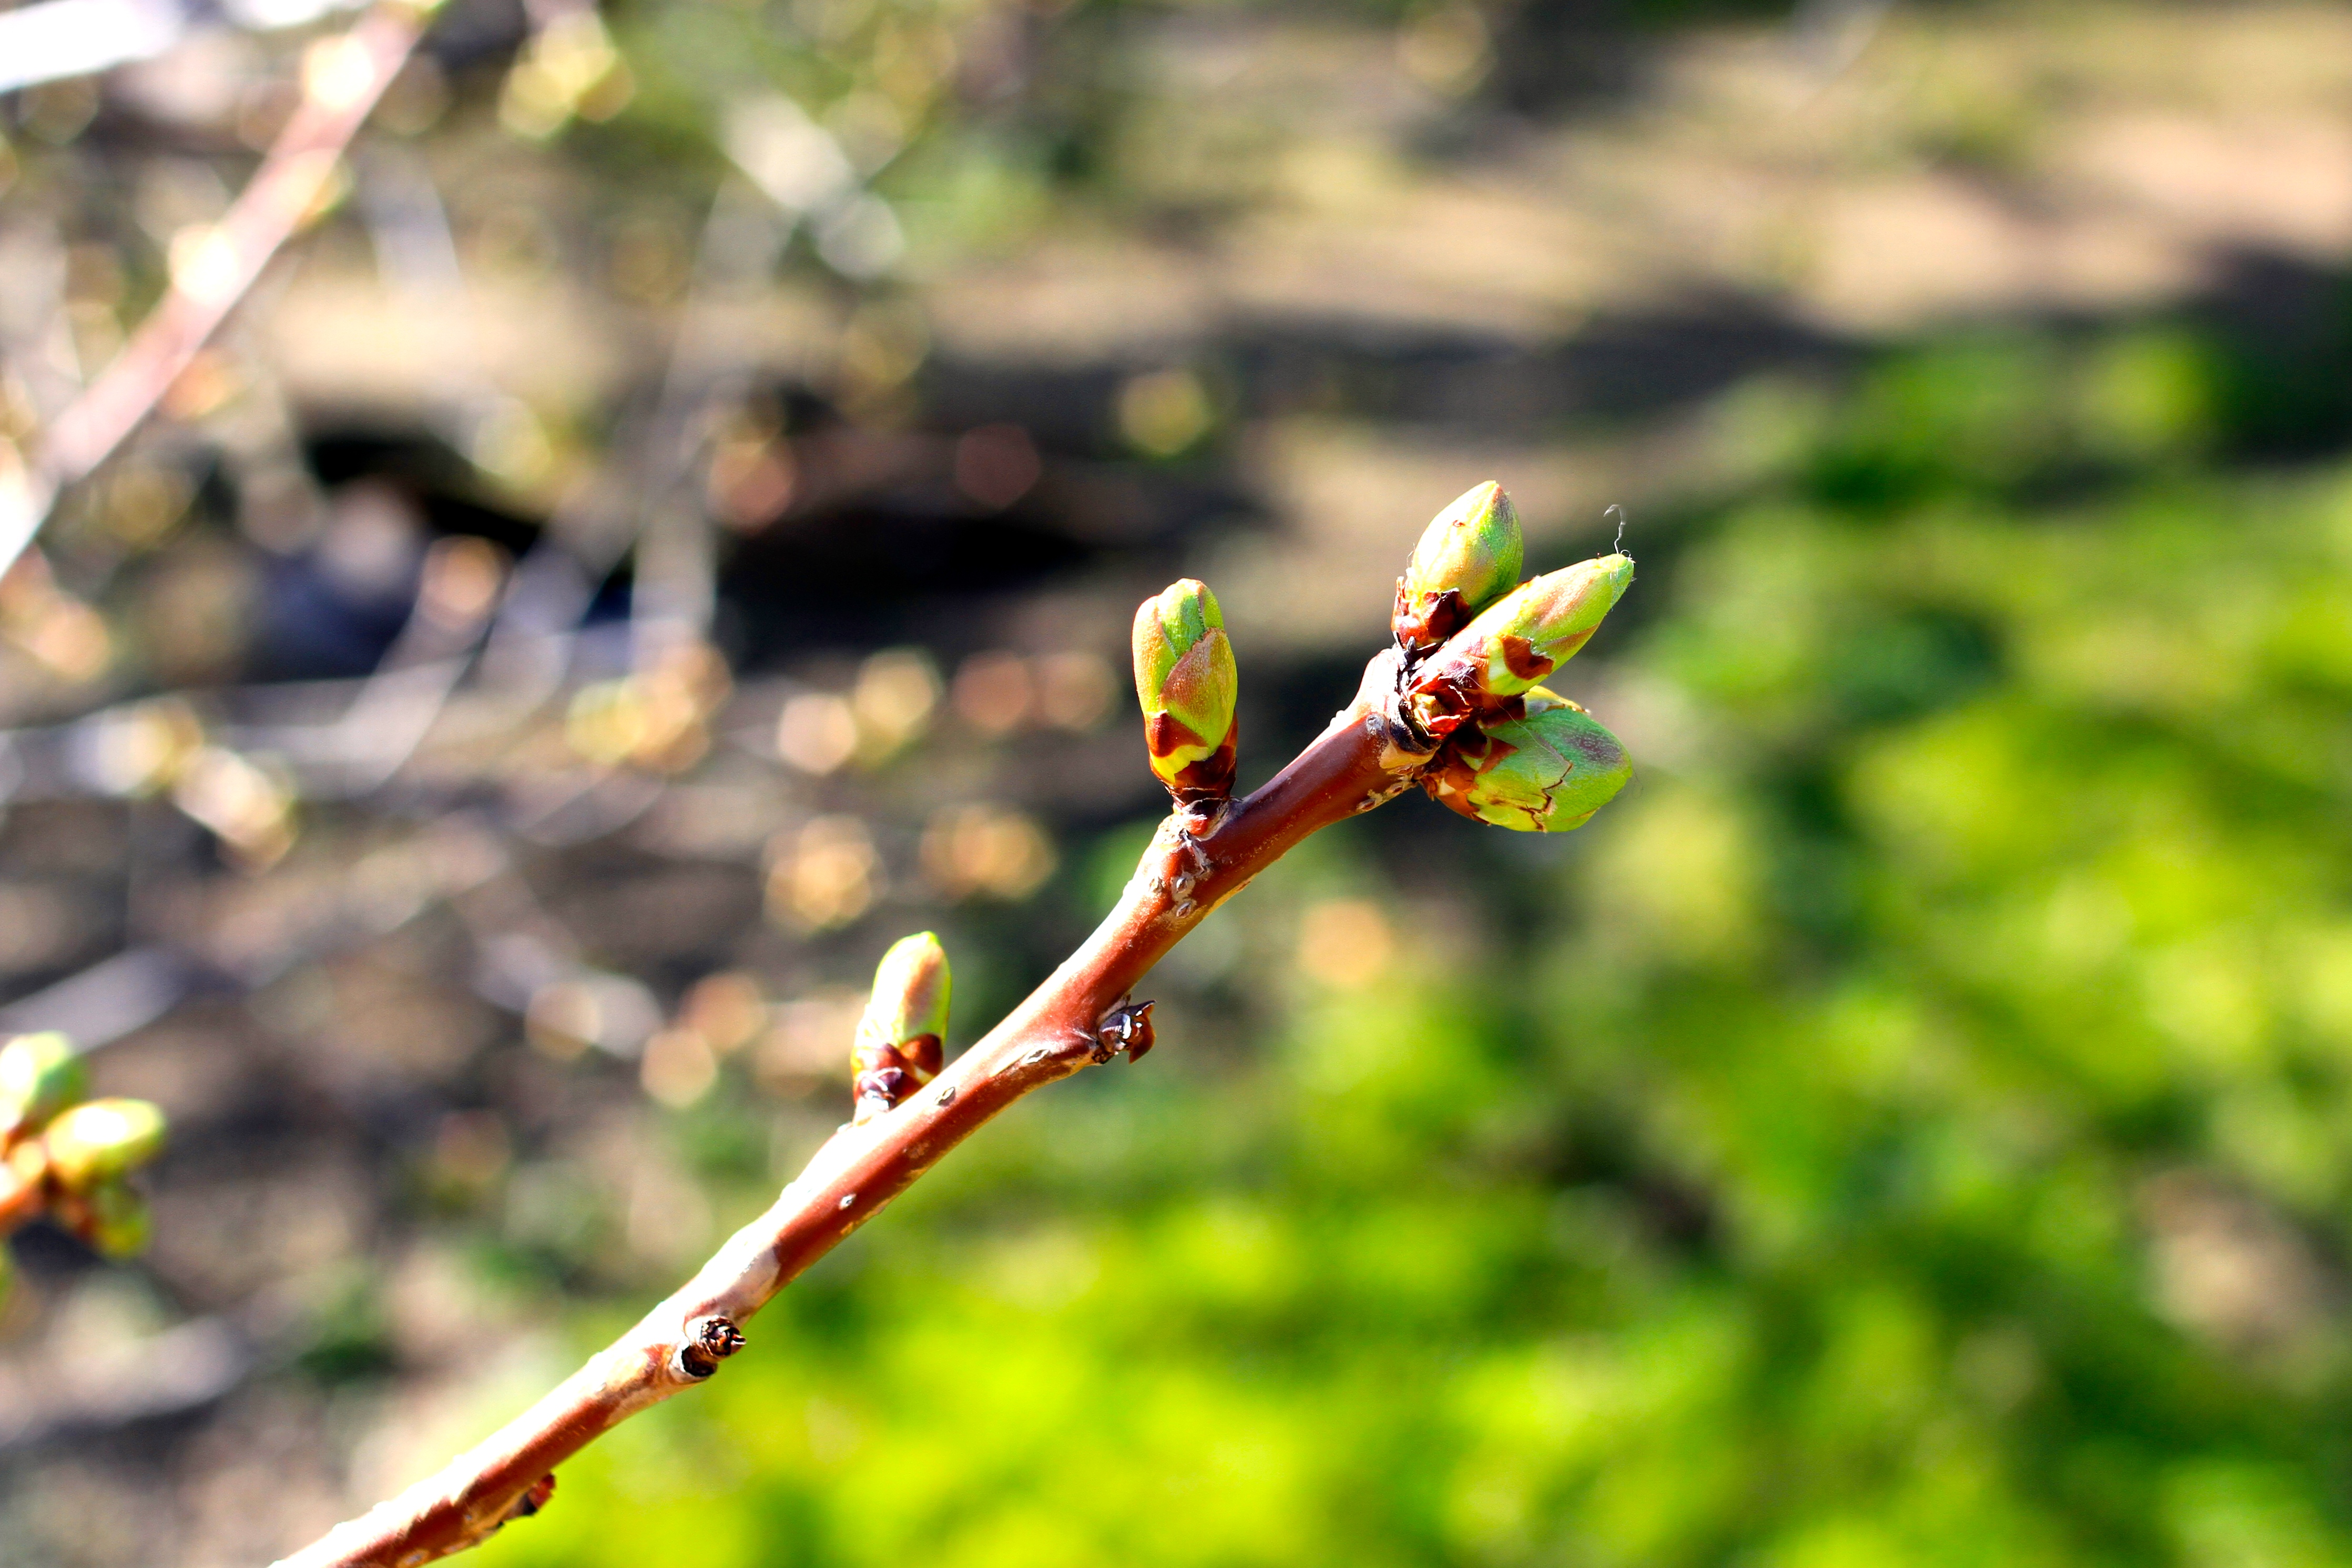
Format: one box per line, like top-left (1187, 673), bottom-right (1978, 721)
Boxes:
top-left (6, 0), bottom-right (2352, 1565)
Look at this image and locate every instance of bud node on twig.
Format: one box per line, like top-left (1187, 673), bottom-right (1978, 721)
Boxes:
top-left (510, 1475), bottom-right (556, 1522)
top-left (1092, 999), bottom-right (1156, 1065)
top-left (673, 1315), bottom-right (747, 1380)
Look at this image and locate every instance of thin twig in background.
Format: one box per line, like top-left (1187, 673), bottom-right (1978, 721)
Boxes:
top-left (0, 0), bottom-right (431, 578)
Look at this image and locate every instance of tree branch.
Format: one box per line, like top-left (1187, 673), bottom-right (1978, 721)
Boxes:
top-left (2, 2), bottom-right (427, 579)
top-left (273, 651), bottom-right (1432, 1568)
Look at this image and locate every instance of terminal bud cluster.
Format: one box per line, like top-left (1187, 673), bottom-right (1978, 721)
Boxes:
top-left (0, 1032), bottom-right (171, 1302)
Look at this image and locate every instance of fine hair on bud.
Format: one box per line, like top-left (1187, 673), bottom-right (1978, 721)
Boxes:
top-left (1131, 578), bottom-right (1239, 804)
top-left (852, 932), bottom-right (952, 1122)
top-left (1393, 482), bottom-right (1524, 653)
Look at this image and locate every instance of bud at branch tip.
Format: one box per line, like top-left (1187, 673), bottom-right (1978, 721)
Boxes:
top-left (1394, 481), bottom-right (1523, 653)
top-left (1409, 553), bottom-right (1634, 735)
top-left (1423, 687), bottom-right (1633, 833)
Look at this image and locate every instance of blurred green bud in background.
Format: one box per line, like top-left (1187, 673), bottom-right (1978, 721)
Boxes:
top-left (1423, 688), bottom-right (1633, 832)
top-left (1132, 578), bottom-right (1240, 803)
top-left (1413, 555), bottom-right (1634, 725)
top-left (0, 1033), bottom-right (86, 1143)
top-left (41, 1098), bottom-right (168, 1192)
top-left (1393, 481), bottom-right (1524, 652)
top-left (65, 1179), bottom-right (152, 1259)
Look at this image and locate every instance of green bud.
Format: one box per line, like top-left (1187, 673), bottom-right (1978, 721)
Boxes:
top-left (1410, 554), bottom-right (1633, 728)
top-left (0, 1032), bottom-right (85, 1141)
top-left (0, 1241), bottom-right (12, 1308)
top-left (1131, 579), bottom-right (1239, 802)
top-left (856, 932), bottom-right (951, 1081)
top-left (68, 1180), bottom-right (151, 1259)
top-left (850, 932), bottom-right (951, 1124)
top-left (40, 1098), bottom-right (168, 1192)
top-left (1423, 688), bottom-right (1632, 832)
top-left (1393, 482), bottom-right (1524, 652)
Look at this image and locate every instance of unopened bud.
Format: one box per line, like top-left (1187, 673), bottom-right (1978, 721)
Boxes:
top-left (852, 932), bottom-right (950, 1123)
top-left (1131, 579), bottom-right (1238, 803)
top-left (1422, 688), bottom-right (1632, 832)
top-left (1393, 482), bottom-right (1524, 652)
top-left (0, 1032), bottom-right (85, 1142)
top-left (40, 1098), bottom-right (167, 1191)
top-left (859, 932), bottom-right (950, 1065)
top-left (62, 1179), bottom-right (150, 1258)
top-left (1409, 554), bottom-right (1633, 734)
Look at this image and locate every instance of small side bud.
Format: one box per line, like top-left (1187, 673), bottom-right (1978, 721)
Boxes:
top-left (852, 933), bottom-right (951, 1124)
top-left (673, 1314), bottom-right (747, 1379)
top-left (1393, 482), bottom-right (1524, 653)
top-left (1092, 998), bottom-right (1156, 1065)
top-left (1422, 688), bottom-right (1633, 832)
top-left (0, 1032), bottom-right (85, 1142)
top-left (40, 1098), bottom-right (168, 1192)
top-left (861, 932), bottom-right (951, 1056)
top-left (1409, 554), bottom-right (1633, 735)
top-left (511, 1474), bottom-right (558, 1522)
top-left (1131, 579), bottom-right (1239, 804)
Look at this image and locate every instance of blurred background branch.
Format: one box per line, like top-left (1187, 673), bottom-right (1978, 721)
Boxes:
top-left (7, 0), bottom-right (424, 574)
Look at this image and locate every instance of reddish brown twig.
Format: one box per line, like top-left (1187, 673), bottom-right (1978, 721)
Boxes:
top-left (273, 650), bottom-right (1433, 1568)
top-left (6, 3), bottom-right (427, 572)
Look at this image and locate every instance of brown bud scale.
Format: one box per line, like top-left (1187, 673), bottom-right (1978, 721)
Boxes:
top-left (1093, 999), bottom-right (1156, 1064)
top-left (1391, 582), bottom-right (1472, 653)
top-left (675, 1315), bottom-right (747, 1379)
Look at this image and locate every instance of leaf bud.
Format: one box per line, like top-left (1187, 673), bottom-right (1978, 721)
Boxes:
top-left (1409, 554), bottom-right (1633, 734)
top-left (859, 932), bottom-right (950, 1065)
top-left (1422, 688), bottom-right (1633, 832)
top-left (62, 1179), bottom-right (151, 1259)
top-left (852, 933), bottom-right (951, 1123)
top-left (1393, 482), bottom-right (1524, 652)
top-left (40, 1098), bottom-right (168, 1192)
top-left (0, 1032), bottom-right (85, 1142)
top-left (1131, 579), bottom-right (1239, 803)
